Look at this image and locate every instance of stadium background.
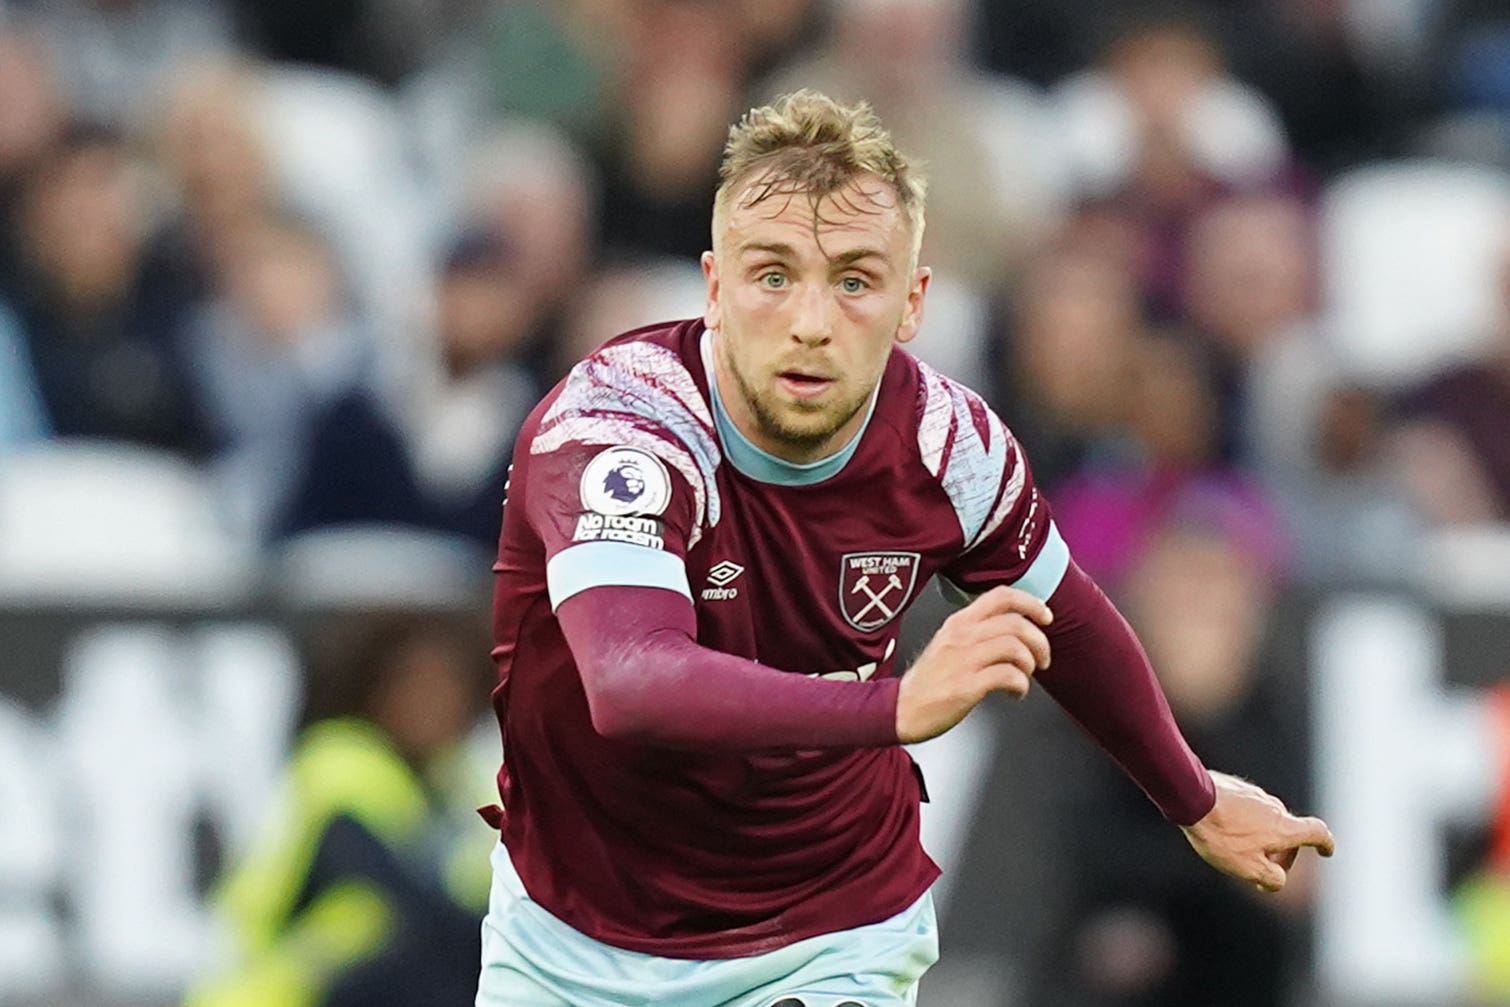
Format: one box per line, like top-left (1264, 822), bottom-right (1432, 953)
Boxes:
top-left (0, 0), bottom-right (1508, 1005)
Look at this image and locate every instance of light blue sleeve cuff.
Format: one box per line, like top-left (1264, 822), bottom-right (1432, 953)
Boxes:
top-left (937, 520), bottom-right (1072, 606)
top-left (545, 542), bottom-right (692, 610)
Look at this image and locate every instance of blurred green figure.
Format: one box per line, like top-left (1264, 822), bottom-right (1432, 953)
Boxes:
top-left (1453, 687), bottom-right (1510, 1003)
top-left (186, 610), bottom-right (496, 1007)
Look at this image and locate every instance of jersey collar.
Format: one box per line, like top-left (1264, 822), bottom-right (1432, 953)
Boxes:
top-left (700, 328), bottom-right (878, 486)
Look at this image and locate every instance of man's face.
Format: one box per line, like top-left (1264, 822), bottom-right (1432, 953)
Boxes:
top-left (702, 172), bottom-right (929, 461)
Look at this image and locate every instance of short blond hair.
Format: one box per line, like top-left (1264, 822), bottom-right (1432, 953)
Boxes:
top-left (714, 90), bottom-right (927, 264)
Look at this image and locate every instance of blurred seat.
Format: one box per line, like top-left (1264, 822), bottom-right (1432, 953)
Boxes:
top-left (1319, 160), bottom-right (1510, 387)
top-left (0, 441), bottom-right (256, 605)
top-left (273, 525), bottom-right (493, 609)
top-left (1421, 522), bottom-right (1510, 607)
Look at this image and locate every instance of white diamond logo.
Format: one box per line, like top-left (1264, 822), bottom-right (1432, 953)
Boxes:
top-left (707, 561), bottom-right (744, 587)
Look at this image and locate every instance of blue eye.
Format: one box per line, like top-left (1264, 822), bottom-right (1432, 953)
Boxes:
top-left (841, 276), bottom-right (867, 293)
top-left (761, 272), bottom-right (787, 289)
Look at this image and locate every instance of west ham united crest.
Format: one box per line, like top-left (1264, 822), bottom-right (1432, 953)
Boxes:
top-left (839, 551), bottom-right (921, 631)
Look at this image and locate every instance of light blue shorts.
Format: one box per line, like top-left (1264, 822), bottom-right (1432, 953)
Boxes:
top-left (474, 843), bottom-right (939, 1007)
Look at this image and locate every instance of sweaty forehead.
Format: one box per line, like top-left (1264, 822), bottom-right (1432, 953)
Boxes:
top-left (720, 174), bottom-right (908, 258)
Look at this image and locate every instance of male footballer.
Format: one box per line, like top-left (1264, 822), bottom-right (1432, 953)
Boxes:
top-left (476, 90), bottom-right (1334, 1007)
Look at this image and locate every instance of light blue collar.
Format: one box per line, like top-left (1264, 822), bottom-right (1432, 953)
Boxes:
top-left (700, 329), bottom-right (876, 486)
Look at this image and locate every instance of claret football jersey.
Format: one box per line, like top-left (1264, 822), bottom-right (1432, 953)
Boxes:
top-left (489, 317), bottom-right (1070, 958)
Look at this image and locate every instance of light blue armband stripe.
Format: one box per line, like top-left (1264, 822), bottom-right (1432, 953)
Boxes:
top-left (1012, 521), bottom-right (1071, 601)
top-left (545, 542), bottom-right (692, 610)
top-left (937, 521), bottom-right (1072, 606)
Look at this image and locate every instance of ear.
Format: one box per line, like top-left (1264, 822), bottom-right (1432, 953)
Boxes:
top-left (895, 266), bottom-right (931, 345)
top-left (701, 251), bottom-right (721, 331)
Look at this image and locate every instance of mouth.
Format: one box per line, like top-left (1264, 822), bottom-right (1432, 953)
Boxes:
top-left (776, 370), bottom-right (837, 400)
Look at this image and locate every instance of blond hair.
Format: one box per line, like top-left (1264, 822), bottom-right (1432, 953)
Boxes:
top-left (713, 90), bottom-right (927, 264)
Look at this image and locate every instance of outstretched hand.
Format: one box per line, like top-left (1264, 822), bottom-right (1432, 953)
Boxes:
top-left (1181, 771), bottom-right (1335, 892)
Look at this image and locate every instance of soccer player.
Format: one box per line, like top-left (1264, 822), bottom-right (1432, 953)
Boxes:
top-left (477, 90), bottom-right (1334, 1007)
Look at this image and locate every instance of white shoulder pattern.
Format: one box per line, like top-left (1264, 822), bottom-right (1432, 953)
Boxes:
top-left (914, 360), bottom-right (1024, 551)
top-left (532, 340), bottom-right (722, 547)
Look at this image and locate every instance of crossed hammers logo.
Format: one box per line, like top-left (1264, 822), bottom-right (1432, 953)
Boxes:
top-left (851, 572), bottom-right (905, 623)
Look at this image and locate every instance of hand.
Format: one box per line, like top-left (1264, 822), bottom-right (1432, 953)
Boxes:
top-left (1181, 771), bottom-right (1335, 892)
top-left (896, 585), bottom-right (1053, 743)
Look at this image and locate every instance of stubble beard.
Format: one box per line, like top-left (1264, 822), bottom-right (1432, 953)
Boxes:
top-left (726, 352), bottom-right (872, 454)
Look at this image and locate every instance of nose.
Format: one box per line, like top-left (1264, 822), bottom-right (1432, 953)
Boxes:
top-left (789, 282), bottom-right (832, 347)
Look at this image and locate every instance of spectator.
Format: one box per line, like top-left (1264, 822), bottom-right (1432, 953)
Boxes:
top-left (251, 63), bottom-right (431, 361)
top-left (184, 213), bottom-right (370, 539)
top-left (0, 29), bottom-right (69, 299)
top-left (1181, 193), bottom-right (1319, 460)
top-left (458, 121), bottom-right (597, 382)
top-left (148, 59), bottom-right (278, 311)
top-left (1052, 334), bottom-right (1285, 589)
top-left (10, 127), bottom-right (214, 455)
top-left (150, 57), bottom-right (429, 371)
top-left (186, 610), bottom-right (494, 1007)
top-left (1035, 490), bottom-right (1312, 1007)
top-left (1052, 10), bottom-right (1301, 317)
top-left (277, 228), bottom-right (539, 548)
top-left (1258, 378), bottom-right (1421, 584)
top-left (1173, 191), bottom-right (1423, 582)
top-left (993, 244), bottom-right (1146, 491)
top-left (1394, 247), bottom-right (1510, 524)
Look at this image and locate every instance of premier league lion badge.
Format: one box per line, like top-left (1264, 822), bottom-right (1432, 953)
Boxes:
top-left (839, 551), bottom-right (920, 631)
top-left (580, 446), bottom-right (672, 517)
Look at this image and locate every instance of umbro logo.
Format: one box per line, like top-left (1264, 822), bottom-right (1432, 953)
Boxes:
top-left (707, 561), bottom-right (743, 586)
top-left (702, 560), bottom-right (744, 601)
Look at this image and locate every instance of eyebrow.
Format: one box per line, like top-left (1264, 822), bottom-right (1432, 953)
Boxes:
top-left (737, 241), bottom-right (797, 258)
top-left (736, 241), bottom-right (888, 269)
top-left (830, 247), bottom-right (887, 269)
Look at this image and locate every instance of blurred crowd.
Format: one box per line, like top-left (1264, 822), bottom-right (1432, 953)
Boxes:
top-left (2, 0), bottom-right (1510, 556)
top-left (0, 0), bottom-right (1507, 561)
top-left (0, 0), bottom-right (1508, 1005)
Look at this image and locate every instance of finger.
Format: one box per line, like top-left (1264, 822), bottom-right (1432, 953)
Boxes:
top-left (1253, 858), bottom-right (1287, 893)
top-left (1017, 617), bottom-right (1052, 669)
top-left (1286, 816), bottom-right (1336, 857)
top-left (986, 614), bottom-right (1052, 669)
top-left (982, 662), bottom-right (1032, 699)
top-left (972, 585), bottom-right (1053, 627)
top-left (980, 637), bottom-right (1037, 678)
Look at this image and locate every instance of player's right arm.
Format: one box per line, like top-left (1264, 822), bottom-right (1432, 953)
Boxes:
top-left (530, 437), bottom-right (1043, 751)
top-left (526, 430), bottom-right (906, 749)
top-left (558, 579), bottom-right (1052, 750)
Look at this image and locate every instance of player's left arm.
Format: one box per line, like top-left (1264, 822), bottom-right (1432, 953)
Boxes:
top-left (1033, 559), bottom-right (1333, 891)
top-left (940, 431), bottom-right (1333, 891)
